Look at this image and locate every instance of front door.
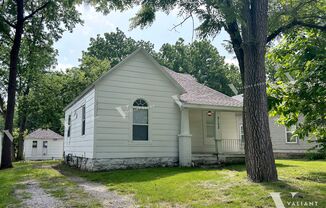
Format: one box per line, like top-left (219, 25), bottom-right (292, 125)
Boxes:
top-left (32, 140), bottom-right (38, 156)
top-left (42, 141), bottom-right (48, 156)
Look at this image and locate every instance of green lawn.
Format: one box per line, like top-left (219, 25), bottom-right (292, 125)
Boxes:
top-left (0, 160), bottom-right (325, 208)
top-left (61, 160), bottom-right (326, 208)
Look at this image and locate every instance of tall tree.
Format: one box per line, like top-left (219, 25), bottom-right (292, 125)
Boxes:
top-left (83, 28), bottom-right (155, 66)
top-left (0, 0), bottom-right (81, 168)
top-left (157, 38), bottom-right (241, 95)
top-left (128, 0), bottom-right (325, 182)
top-left (25, 56), bottom-right (110, 135)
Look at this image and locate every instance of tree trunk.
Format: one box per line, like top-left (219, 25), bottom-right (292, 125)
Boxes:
top-left (1, 0), bottom-right (24, 169)
top-left (241, 0), bottom-right (278, 182)
top-left (16, 86), bottom-right (29, 160)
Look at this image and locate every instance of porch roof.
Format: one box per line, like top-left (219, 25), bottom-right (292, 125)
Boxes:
top-left (165, 68), bottom-right (243, 108)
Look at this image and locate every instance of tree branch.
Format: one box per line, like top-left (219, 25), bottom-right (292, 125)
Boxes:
top-left (1, 15), bottom-right (16, 28)
top-left (23, 1), bottom-right (50, 21)
top-left (267, 19), bottom-right (326, 43)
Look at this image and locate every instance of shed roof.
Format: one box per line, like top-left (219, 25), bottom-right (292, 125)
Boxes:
top-left (25, 129), bottom-right (63, 140)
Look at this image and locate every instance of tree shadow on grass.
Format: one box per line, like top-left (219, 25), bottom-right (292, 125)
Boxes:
top-left (259, 179), bottom-right (325, 207)
top-left (295, 171), bottom-right (326, 183)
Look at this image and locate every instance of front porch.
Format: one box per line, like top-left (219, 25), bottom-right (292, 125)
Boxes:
top-left (178, 107), bottom-right (245, 166)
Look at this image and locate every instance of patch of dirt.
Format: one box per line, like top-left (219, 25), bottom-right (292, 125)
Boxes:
top-left (68, 176), bottom-right (137, 208)
top-left (15, 180), bottom-right (64, 208)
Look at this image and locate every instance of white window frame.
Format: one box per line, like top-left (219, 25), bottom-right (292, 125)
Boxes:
top-left (203, 111), bottom-right (216, 145)
top-left (239, 124), bottom-right (244, 143)
top-left (67, 114), bottom-right (71, 138)
top-left (132, 99), bottom-right (149, 141)
top-left (285, 126), bottom-right (298, 144)
top-left (81, 105), bottom-right (86, 136)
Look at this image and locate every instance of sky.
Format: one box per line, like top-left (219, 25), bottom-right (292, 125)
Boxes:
top-left (54, 4), bottom-right (237, 71)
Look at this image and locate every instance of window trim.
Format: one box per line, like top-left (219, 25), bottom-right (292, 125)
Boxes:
top-left (131, 98), bottom-right (150, 142)
top-left (285, 126), bottom-right (298, 144)
top-left (203, 110), bottom-right (216, 145)
top-left (32, 141), bottom-right (37, 148)
top-left (67, 114), bottom-right (71, 138)
top-left (239, 124), bottom-right (244, 143)
top-left (81, 105), bottom-right (86, 136)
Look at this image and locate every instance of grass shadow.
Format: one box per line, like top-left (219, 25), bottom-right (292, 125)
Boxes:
top-left (295, 171), bottom-right (326, 183)
top-left (55, 163), bottom-right (214, 184)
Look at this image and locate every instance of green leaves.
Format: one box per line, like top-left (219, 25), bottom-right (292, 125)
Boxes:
top-left (268, 29), bottom-right (326, 150)
top-left (157, 38), bottom-right (241, 95)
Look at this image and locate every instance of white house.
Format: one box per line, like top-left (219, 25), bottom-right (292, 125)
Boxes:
top-left (63, 48), bottom-right (313, 171)
top-left (24, 129), bottom-right (64, 160)
top-left (232, 94), bottom-right (314, 157)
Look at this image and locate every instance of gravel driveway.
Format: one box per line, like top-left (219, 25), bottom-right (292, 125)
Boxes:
top-left (15, 180), bottom-right (64, 208)
top-left (68, 176), bottom-right (137, 208)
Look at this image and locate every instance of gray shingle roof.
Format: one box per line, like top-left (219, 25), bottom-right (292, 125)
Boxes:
top-left (25, 129), bottom-right (63, 140)
top-left (232, 94), bottom-right (244, 102)
top-left (165, 68), bottom-right (243, 107)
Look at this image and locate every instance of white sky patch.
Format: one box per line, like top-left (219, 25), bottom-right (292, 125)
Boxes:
top-left (54, 63), bottom-right (74, 71)
top-left (225, 57), bottom-right (239, 66)
top-left (54, 4), bottom-right (234, 71)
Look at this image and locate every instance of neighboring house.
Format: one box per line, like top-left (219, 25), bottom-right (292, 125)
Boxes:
top-left (24, 129), bottom-right (64, 160)
top-left (63, 48), bottom-right (312, 171)
top-left (232, 94), bottom-right (314, 157)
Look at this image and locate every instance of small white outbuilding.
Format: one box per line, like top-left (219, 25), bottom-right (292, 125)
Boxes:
top-left (23, 129), bottom-right (63, 160)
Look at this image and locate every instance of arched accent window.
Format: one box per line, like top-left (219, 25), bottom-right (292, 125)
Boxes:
top-left (133, 99), bottom-right (148, 141)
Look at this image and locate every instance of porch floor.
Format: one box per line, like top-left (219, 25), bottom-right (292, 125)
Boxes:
top-left (192, 152), bottom-right (245, 166)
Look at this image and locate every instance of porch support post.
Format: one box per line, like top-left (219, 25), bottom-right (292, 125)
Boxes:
top-left (178, 108), bottom-right (192, 167)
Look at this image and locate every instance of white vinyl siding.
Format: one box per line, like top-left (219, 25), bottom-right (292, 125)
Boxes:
top-left (93, 52), bottom-right (181, 159)
top-left (64, 88), bottom-right (95, 158)
top-left (268, 117), bottom-right (314, 152)
top-left (24, 138), bottom-right (63, 160)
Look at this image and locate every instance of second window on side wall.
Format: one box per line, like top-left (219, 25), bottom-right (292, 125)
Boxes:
top-left (286, 125), bottom-right (298, 143)
top-left (132, 99), bottom-right (148, 141)
top-left (82, 105), bottom-right (86, 135)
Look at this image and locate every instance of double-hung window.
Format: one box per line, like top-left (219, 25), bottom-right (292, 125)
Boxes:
top-left (132, 99), bottom-right (148, 141)
top-left (67, 115), bottom-right (71, 137)
top-left (286, 125), bottom-right (298, 143)
top-left (81, 105), bottom-right (86, 135)
top-left (240, 124), bottom-right (244, 143)
top-left (205, 111), bottom-right (215, 139)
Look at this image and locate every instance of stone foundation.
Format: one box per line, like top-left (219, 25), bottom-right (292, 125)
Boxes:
top-left (65, 155), bottom-right (178, 171)
top-left (274, 152), bottom-right (306, 159)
